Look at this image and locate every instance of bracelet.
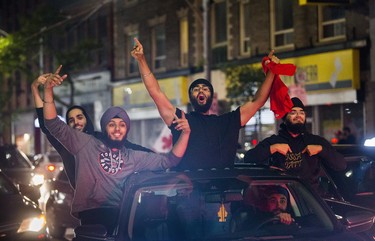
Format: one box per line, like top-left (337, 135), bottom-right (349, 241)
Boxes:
top-left (43, 100), bottom-right (54, 103)
top-left (142, 72), bottom-right (153, 77)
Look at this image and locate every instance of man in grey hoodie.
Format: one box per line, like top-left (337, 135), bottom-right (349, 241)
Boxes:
top-left (42, 66), bottom-right (190, 234)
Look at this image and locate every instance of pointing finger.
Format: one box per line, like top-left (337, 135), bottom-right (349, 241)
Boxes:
top-left (55, 65), bottom-right (62, 75)
top-left (268, 49), bottom-right (275, 59)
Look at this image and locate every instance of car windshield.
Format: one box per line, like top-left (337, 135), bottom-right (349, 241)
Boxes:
top-left (126, 176), bottom-right (336, 240)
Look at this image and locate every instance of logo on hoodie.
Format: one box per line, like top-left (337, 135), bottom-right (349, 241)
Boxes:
top-left (99, 150), bottom-right (124, 174)
top-left (285, 152), bottom-right (303, 169)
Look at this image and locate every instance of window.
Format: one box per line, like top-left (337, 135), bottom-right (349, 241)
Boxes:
top-left (270, 0), bottom-right (294, 49)
top-left (127, 31), bottom-right (139, 75)
top-left (179, 16), bottom-right (189, 67)
top-left (212, 0), bottom-right (228, 64)
top-left (152, 24), bottom-right (166, 70)
top-left (239, 0), bottom-right (251, 56)
top-left (318, 6), bottom-right (346, 41)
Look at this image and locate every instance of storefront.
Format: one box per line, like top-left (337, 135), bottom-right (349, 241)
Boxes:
top-left (279, 48), bottom-right (363, 143)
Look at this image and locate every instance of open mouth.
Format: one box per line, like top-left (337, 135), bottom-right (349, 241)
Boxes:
top-left (198, 95), bottom-right (205, 103)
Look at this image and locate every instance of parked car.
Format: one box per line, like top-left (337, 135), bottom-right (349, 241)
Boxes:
top-left (0, 145), bottom-right (43, 203)
top-left (33, 151), bottom-right (64, 181)
top-left (72, 165), bottom-right (375, 241)
top-left (39, 169), bottom-right (79, 238)
top-left (318, 145), bottom-right (375, 211)
top-left (0, 169), bottom-right (48, 240)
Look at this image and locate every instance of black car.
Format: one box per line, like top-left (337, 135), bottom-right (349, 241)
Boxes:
top-left (319, 145), bottom-right (375, 210)
top-left (0, 169), bottom-right (48, 240)
top-left (0, 145), bottom-right (43, 203)
top-left (72, 165), bottom-right (375, 241)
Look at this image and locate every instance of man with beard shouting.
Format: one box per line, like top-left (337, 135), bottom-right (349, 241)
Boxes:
top-left (131, 38), bottom-right (278, 171)
top-left (244, 97), bottom-right (346, 193)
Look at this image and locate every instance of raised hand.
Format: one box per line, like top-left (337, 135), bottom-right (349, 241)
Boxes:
top-left (130, 38), bottom-right (144, 60)
top-left (44, 65), bottom-right (67, 89)
top-left (33, 73), bottom-right (51, 87)
top-left (265, 49), bottom-right (280, 65)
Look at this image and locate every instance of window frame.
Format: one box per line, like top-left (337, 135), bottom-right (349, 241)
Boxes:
top-left (270, 0), bottom-right (295, 51)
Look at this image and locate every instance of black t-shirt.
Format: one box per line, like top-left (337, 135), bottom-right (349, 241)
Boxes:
top-left (170, 107), bottom-right (241, 171)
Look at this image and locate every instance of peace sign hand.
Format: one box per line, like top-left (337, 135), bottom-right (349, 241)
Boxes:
top-left (44, 65), bottom-right (67, 89)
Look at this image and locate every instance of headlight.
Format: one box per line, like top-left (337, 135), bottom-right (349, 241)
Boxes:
top-left (31, 174), bottom-right (45, 186)
top-left (17, 214), bottom-right (46, 233)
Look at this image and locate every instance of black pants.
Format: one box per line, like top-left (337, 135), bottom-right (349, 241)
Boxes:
top-left (78, 207), bottom-right (119, 235)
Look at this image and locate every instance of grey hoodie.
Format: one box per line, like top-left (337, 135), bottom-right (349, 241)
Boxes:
top-left (45, 116), bottom-right (180, 217)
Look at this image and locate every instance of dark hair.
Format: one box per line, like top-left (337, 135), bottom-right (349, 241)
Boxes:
top-left (188, 78), bottom-right (214, 96)
top-left (65, 105), bottom-right (95, 135)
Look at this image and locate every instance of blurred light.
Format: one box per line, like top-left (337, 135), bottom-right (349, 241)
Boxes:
top-left (31, 174), bottom-right (45, 186)
top-left (124, 87), bottom-right (132, 94)
top-left (17, 214), bottom-right (46, 233)
top-left (364, 137), bottom-right (375, 147)
top-left (23, 133), bottom-right (30, 142)
top-left (345, 170), bottom-right (353, 178)
top-left (251, 139), bottom-right (258, 146)
top-left (47, 164), bottom-right (56, 172)
top-left (331, 137), bottom-right (338, 144)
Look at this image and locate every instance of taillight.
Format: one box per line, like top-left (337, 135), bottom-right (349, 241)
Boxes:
top-left (47, 165), bottom-right (56, 172)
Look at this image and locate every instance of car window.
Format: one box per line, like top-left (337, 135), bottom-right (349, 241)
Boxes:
top-left (0, 147), bottom-right (33, 169)
top-left (0, 173), bottom-right (19, 195)
top-left (126, 177), bottom-right (335, 240)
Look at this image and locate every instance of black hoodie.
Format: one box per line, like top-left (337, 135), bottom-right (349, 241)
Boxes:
top-left (244, 123), bottom-right (346, 191)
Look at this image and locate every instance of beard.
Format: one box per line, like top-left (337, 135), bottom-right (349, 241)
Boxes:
top-left (285, 118), bottom-right (306, 134)
top-left (103, 134), bottom-right (127, 149)
top-left (190, 94), bottom-right (213, 113)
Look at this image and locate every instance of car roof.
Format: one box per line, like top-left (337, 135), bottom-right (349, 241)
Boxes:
top-left (126, 164), bottom-right (303, 189)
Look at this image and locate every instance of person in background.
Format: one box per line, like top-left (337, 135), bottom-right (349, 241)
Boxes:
top-left (244, 97), bottom-right (347, 193)
top-left (31, 69), bottom-right (153, 189)
top-left (42, 65), bottom-right (191, 234)
top-left (338, 126), bottom-right (356, 144)
top-left (131, 38), bottom-right (278, 171)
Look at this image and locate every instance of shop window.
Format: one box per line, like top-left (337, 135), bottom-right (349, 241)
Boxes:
top-left (270, 0), bottom-right (294, 50)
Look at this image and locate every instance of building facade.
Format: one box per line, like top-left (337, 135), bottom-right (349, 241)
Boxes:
top-left (1, 0), bottom-right (374, 155)
top-left (112, 0), bottom-right (373, 151)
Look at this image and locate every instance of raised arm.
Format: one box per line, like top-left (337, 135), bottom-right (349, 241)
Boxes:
top-left (43, 65), bottom-right (67, 120)
top-left (131, 38), bottom-right (176, 126)
top-left (32, 73), bottom-right (51, 108)
top-left (239, 50), bottom-right (278, 126)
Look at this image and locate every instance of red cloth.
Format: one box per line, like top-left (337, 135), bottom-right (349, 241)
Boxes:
top-left (262, 57), bottom-right (296, 119)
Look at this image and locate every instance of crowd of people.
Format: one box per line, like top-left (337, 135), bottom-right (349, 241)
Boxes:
top-left (31, 40), bottom-right (347, 235)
